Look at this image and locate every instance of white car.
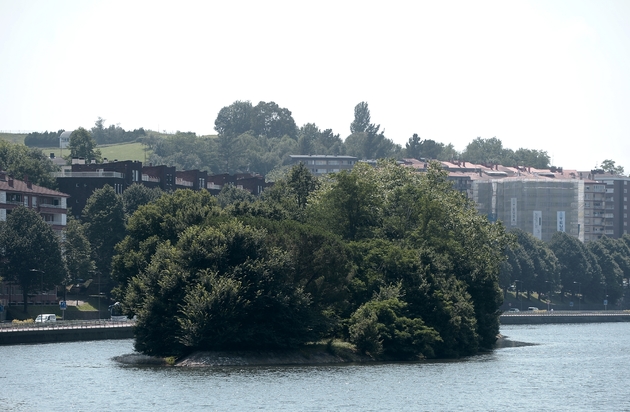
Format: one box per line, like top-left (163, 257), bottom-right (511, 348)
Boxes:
top-left (35, 314), bottom-right (56, 323)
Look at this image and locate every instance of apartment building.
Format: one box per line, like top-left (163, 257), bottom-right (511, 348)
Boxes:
top-left (289, 155), bottom-right (358, 176)
top-left (0, 171), bottom-right (69, 233)
top-left (585, 170), bottom-right (630, 239)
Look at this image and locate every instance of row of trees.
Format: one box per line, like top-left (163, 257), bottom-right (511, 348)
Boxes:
top-left (110, 161), bottom-right (510, 359)
top-left (23, 119), bottom-right (146, 148)
top-left (500, 229), bottom-right (630, 307)
top-left (143, 100), bottom-right (555, 176)
top-left (23, 130), bottom-right (66, 148)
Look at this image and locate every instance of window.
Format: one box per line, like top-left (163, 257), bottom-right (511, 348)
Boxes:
top-left (328, 160), bottom-right (339, 165)
top-left (7, 193), bottom-right (21, 202)
top-left (315, 160), bottom-right (327, 165)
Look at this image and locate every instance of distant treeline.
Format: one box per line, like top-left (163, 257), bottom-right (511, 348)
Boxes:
top-left (144, 100), bottom-right (552, 177)
top-left (24, 118), bottom-right (146, 148)
top-left (24, 130), bottom-right (65, 147)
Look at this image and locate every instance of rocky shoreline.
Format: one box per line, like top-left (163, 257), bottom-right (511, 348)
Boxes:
top-left (113, 336), bottom-right (533, 367)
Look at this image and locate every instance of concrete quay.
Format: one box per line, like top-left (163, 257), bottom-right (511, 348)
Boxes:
top-left (0, 320), bottom-right (134, 345)
top-left (500, 311), bottom-right (630, 325)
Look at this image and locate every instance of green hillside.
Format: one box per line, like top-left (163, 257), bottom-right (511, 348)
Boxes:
top-left (0, 133), bottom-right (26, 144)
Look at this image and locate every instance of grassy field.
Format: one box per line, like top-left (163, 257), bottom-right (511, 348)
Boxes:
top-left (0, 133), bottom-right (26, 144)
top-left (1, 133), bottom-right (152, 163)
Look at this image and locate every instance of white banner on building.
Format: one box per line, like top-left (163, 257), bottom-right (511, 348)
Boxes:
top-left (557, 211), bottom-right (565, 232)
top-left (533, 211), bottom-right (542, 240)
top-left (510, 198), bottom-right (517, 226)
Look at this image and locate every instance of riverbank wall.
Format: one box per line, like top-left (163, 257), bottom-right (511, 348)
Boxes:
top-left (500, 311), bottom-right (630, 325)
top-left (0, 323), bottom-right (134, 345)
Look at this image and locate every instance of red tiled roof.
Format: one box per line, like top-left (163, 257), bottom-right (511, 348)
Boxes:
top-left (0, 177), bottom-right (69, 197)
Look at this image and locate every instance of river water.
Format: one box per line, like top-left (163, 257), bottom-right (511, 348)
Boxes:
top-left (1, 323), bottom-right (629, 411)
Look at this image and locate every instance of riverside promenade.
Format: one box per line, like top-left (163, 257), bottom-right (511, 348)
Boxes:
top-left (0, 320), bottom-right (134, 345)
top-left (500, 310), bottom-right (630, 325)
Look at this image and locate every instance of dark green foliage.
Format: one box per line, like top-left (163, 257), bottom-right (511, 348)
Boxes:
top-left (68, 127), bottom-right (101, 163)
top-left (82, 185), bottom-right (125, 281)
top-left (24, 130), bottom-right (65, 147)
top-left (115, 160), bottom-right (511, 359)
top-left (112, 189), bottom-right (220, 293)
top-left (149, 131), bottom-right (217, 172)
top-left (0, 140), bottom-right (59, 189)
top-left (127, 221), bottom-right (318, 356)
top-left (251, 101), bottom-right (298, 140)
top-left (462, 137), bottom-right (550, 168)
top-left (0, 207), bottom-right (66, 313)
top-left (216, 185), bottom-right (256, 209)
top-left (404, 134), bottom-right (445, 160)
top-left (62, 218), bottom-right (94, 288)
top-left (349, 290), bottom-right (441, 359)
top-left (91, 118), bottom-right (145, 145)
top-left (350, 102), bottom-right (371, 134)
top-left (121, 184), bottom-right (164, 217)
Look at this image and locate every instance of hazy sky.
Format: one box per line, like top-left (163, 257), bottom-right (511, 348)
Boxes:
top-left (2, 0), bottom-right (629, 171)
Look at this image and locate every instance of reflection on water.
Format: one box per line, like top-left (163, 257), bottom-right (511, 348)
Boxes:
top-left (1, 323), bottom-right (630, 411)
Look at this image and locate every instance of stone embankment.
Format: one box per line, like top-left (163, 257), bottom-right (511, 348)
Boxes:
top-left (500, 310), bottom-right (630, 325)
top-left (0, 320), bottom-right (134, 345)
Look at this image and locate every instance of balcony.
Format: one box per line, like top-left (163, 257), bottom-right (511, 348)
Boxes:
top-left (176, 178), bottom-right (193, 187)
top-left (142, 175), bottom-right (160, 183)
top-left (53, 171), bottom-right (124, 179)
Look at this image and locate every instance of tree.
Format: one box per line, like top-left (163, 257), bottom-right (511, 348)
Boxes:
top-left (68, 127), bottom-right (101, 163)
top-left (125, 220), bottom-right (318, 356)
top-left (216, 133), bottom-right (246, 173)
top-left (0, 141), bottom-right (59, 189)
top-left (600, 159), bottom-right (625, 175)
top-left (548, 232), bottom-right (589, 300)
top-left (111, 189), bottom-right (220, 293)
top-left (514, 148), bottom-right (550, 168)
top-left (81, 185), bottom-right (125, 285)
top-left (216, 185), bottom-right (256, 209)
top-left (309, 162), bottom-right (382, 241)
top-left (251, 101), bottom-right (298, 139)
top-left (0, 207), bottom-right (66, 313)
top-left (121, 184), bottom-right (164, 217)
top-left (62, 218), bottom-right (95, 297)
top-left (587, 240), bottom-right (623, 304)
top-left (297, 123), bottom-right (320, 155)
top-left (24, 130), bottom-right (65, 148)
top-left (214, 101), bottom-right (254, 137)
top-left (404, 134), bottom-right (445, 160)
top-left (350, 102), bottom-right (371, 133)
top-left (462, 137), bottom-right (505, 165)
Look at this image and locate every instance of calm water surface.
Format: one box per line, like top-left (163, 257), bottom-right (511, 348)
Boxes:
top-left (1, 323), bottom-right (629, 411)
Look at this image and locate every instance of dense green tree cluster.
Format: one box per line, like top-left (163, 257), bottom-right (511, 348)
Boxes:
top-left (461, 137), bottom-right (551, 168)
top-left (68, 127), bottom-right (102, 164)
top-left (0, 140), bottom-right (59, 189)
top-left (24, 130), bottom-right (65, 148)
top-left (91, 117), bottom-right (146, 145)
top-left (113, 161), bottom-right (510, 359)
top-left (0, 207), bottom-right (66, 313)
top-left (499, 230), bottom-right (630, 307)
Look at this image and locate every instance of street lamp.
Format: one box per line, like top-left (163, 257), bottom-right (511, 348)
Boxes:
top-left (545, 281), bottom-right (553, 312)
top-left (29, 269), bottom-right (44, 322)
top-left (574, 281), bottom-right (581, 311)
top-left (515, 279), bottom-right (523, 311)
